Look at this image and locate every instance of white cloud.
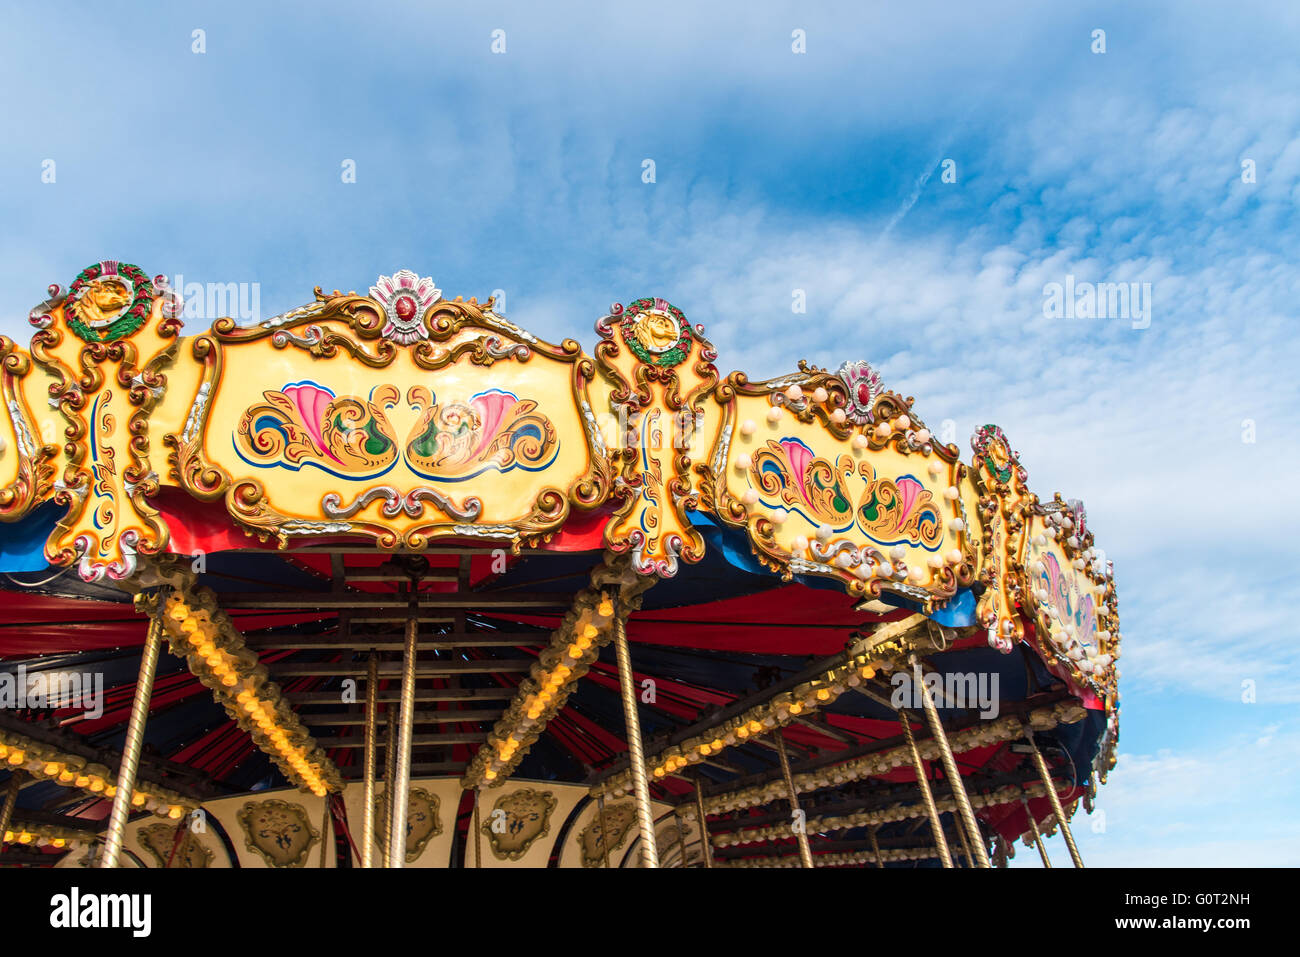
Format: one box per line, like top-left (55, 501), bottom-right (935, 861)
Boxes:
top-left (1053, 726), bottom-right (1300, 867)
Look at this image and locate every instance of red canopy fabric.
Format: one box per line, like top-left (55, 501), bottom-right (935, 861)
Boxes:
top-left (0, 592), bottom-right (331, 656)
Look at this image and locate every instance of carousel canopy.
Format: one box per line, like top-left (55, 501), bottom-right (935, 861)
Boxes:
top-left (0, 264), bottom-right (1119, 868)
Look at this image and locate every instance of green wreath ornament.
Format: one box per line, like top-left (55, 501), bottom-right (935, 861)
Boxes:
top-left (618, 297), bottom-right (692, 368)
top-left (64, 261), bottom-right (155, 344)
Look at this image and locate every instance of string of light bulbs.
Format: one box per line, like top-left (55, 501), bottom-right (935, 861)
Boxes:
top-left (160, 587), bottom-right (342, 796)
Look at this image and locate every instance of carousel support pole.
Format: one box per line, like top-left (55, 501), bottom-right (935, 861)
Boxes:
top-left (774, 728), bottom-right (814, 869)
top-left (386, 595), bottom-right (420, 869)
top-left (382, 691), bottom-right (397, 867)
top-left (472, 790), bottom-right (482, 868)
top-left (898, 708), bottom-right (953, 868)
top-left (954, 808), bottom-right (976, 867)
top-left (916, 660), bottom-right (990, 868)
top-left (611, 595), bottom-right (658, 868)
top-left (0, 772), bottom-right (22, 849)
top-left (1023, 726), bottom-right (1084, 868)
top-left (360, 653), bottom-right (378, 868)
top-left (1021, 796), bottom-right (1052, 868)
top-left (974, 816), bottom-right (992, 865)
top-left (868, 825), bottom-right (885, 868)
top-left (693, 781), bottom-right (713, 869)
top-left (101, 600), bottom-right (165, 868)
top-left (596, 794), bottom-right (613, 868)
top-left (673, 810), bottom-right (687, 868)
top-left (318, 797), bottom-right (331, 868)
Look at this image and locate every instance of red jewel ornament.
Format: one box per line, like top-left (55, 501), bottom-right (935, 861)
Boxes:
top-left (394, 295), bottom-right (416, 321)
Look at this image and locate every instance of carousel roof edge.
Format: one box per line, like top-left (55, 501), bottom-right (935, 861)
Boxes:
top-left (0, 262), bottom-right (1120, 721)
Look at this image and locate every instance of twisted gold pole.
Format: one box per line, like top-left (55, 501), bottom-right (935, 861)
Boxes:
top-left (774, 728), bottom-right (814, 868)
top-left (1023, 726), bottom-right (1084, 868)
top-left (672, 811), bottom-right (687, 868)
top-left (868, 825), bottom-right (885, 868)
top-left (318, 796), bottom-right (331, 868)
top-left (102, 609), bottom-right (164, 868)
top-left (383, 692), bottom-right (396, 867)
top-left (472, 790), bottom-right (482, 868)
top-left (693, 782), bottom-right (713, 869)
top-left (596, 794), bottom-right (612, 868)
top-left (361, 653), bottom-right (378, 868)
top-left (916, 665), bottom-right (990, 868)
top-left (612, 599), bottom-right (658, 867)
top-left (898, 708), bottom-right (953, 868)
top-left (0, 772), bottom-right (22, 848)
top-left (386, 601), bottom-right (419, 868)
top-left (955, 805), bottom-right (975, 866)
top-left (1021, 796), bottom-right (1052, 868)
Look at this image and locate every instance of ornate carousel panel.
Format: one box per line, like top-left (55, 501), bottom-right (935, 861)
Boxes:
top-left (0, 264), bottom-right (1120, 871)
top-left (127, 815), bottom-right (229, 869)
top-left (339, 776), bottom-right (461, 867)
top-left (219, 791), bottom-right (334, 869)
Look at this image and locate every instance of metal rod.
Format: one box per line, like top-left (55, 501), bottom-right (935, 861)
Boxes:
top-left (693, 783), bottom-right (713, 869)
top-left (1023, 726), bottom-right (1084, 867)
top-left (596, 794), bottom-right (612, 868)
top-left (612, 597), bottom-right (658, 868)
top-left (868, 825), bottom-right (885, 868)
top-left (472, 790), bottom-right (482, 868)
top-left (318, 796), bottom-right (331, 868)
top-left (1021, 796), bottom-right (1052, 868)
top-left (0, 772), bottom-right (22, 847)
top-left (386, 599), bottom-right (420, 868)
top-left (101, 610), bottom-right (164, 868)
top-left (917, 665), bottom-right (991, 868)
top-left (382, 696), bottom-right (396, 868)
top-left (973, 816), bottom-right (993, 869)
top-left (955, 806), bottom-right (976, 866)
top-left (774, 728), bottom-right (814, 869)
top-left (673, 811), bottom-right (687, 868)
top-left (164, 815), bottom-right (187, 868)
top-left (361, 654), bottom-right (378, 868)
top-left (898, 708), bottom-right (953, 868)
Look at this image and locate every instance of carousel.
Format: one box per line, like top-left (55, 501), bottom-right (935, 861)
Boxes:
top-left (0, 264), bottom-right (1120, 869)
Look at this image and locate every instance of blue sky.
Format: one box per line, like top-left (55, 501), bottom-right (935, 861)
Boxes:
top-left (3, 1), bottom-right (1299, 865)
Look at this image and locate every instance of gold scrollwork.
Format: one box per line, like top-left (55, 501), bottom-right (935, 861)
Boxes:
top-left (236, 799), bottom-right (320, 868)
top-left (137, 822), bottom-right (214, 869)
top-left (481, 787), bottom-right (558, 862)
top-left (578, 801), bottom-right (635, 868)
top-left (0, 336), bottom-right (58, 519)
top-left (374, 787), bottom-right (443, 863)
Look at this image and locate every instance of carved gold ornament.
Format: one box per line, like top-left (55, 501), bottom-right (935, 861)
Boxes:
top-left (0, 335), bottom-right (57, 520)
top-left (373, 787), bottom-right (443, 863)
top-left (578, 802), bottom-right (636, 867)
top-left (237, 799), bottom-right (319, 868)
top-left (1020, 495), bottom-right (1121, 703)
top-left (138, 822), bottom-right (213, 868)
top-left (482, 787), bottom-right (557, 861)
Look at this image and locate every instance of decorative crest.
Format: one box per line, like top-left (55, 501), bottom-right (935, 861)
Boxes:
top-left (836, 360), bottom-right (884, 425)
top-left (63, 260), bottom-right (156, 343)
top-left (369, 270), bottom-right (440, 345)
